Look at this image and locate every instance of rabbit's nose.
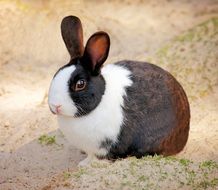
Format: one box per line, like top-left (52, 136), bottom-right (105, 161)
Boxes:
top-left (55, 105), bottom-right (62, 114)
top-left (50, 104), bottom-right (62, 114)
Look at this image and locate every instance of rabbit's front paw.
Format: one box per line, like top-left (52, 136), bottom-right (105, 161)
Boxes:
top-left (78, 155), bottom-right (94, 167)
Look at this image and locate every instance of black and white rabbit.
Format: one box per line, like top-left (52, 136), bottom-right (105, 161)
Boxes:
top-left (48, 16), bottom-right (190, 166)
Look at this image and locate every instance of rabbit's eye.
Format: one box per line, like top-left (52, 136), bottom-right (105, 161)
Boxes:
top-left (75, 79), bottom-right (86, 91)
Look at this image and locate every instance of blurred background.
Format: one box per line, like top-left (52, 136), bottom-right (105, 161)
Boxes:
top-left (0, 0), bottom-right (217, 189)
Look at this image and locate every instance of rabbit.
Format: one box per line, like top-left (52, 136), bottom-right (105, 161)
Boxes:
top-left (48, 16), bottom-right (190, 166)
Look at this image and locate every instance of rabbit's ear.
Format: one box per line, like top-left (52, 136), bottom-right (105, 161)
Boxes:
top-left (61, 16), bottom-right (84, 59)
top-left (82, 31), bottom-right (110, 75)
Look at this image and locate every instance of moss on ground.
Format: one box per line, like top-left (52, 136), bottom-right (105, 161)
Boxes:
top-left (38, 134), bottom-right (56, 145)
top-left (60, 155), bottom-right (218, 190)
top-left (148, 17), bottom-right (218, 101)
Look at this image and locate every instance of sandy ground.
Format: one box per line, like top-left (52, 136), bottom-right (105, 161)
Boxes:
top-left (0, 0), bottom-right (218, 189)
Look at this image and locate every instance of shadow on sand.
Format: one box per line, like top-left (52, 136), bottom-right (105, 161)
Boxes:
top-left (0, 130), bottom-right (85, 190)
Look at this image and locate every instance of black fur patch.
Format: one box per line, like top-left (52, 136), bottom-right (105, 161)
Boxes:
top-left (101, 60), bottom-right (179, 159)
top-left (100, 138), bottom-right (113, 151)
top-left (67, 59), bottom-right (105, 117)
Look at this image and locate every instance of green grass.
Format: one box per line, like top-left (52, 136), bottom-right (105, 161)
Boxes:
top-left (73, 168), bottom-right (87, 179)
top-left (196, 178), bottom-right (218, 189)
top-left (200, 160), bottom-right (218, 170)
top-left (63, 171), bottom-right (72, 180)
top-left (179, 158), bottom-right (192, 167)
top-left (38, 134), bottom-right (56, 145)
top-left (61, 155), bottom-right (218, 190)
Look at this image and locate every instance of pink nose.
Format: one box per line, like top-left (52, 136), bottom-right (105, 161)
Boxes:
top-left (50, 104), bottom-right (62, 114)
top-left (55, 105), bottom-right (62, 113)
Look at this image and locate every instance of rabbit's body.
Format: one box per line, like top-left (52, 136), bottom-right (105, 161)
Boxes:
top-left (48, 16), bottom-right (190, 165)
top-left (105, 61), bottom-right (190, 159)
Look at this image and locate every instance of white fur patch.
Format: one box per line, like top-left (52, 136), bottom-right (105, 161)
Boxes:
top-left (57, 64), bottom-right (133, 156)
top-left (48, 65), bottom-right (77, 116)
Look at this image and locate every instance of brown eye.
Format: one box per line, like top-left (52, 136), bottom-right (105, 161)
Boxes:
top-left (75, 79), bottom-right (86, 91)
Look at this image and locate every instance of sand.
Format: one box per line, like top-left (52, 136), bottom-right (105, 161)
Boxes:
top-left (0, 0), bottom-right (218, 189)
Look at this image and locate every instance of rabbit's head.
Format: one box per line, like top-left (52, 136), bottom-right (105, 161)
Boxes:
top-left (48, 16), bottom-right (110, 117)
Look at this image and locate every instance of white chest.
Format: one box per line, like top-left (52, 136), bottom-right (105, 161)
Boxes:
top-left (58, 105), bottom-right (123, 156)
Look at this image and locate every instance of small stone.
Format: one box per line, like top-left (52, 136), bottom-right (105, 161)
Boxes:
top-left (4, 121), bottom-right (10, 128)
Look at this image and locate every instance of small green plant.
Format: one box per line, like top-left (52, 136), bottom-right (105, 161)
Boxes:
top-left (179, 158), bottom-right (192, 167)
top-left (137, 175), bottom-right (148, 182)
top-left (73, 168), bottom-right (87, 179)
top-left (199, 160), bottom-right (218, 170)
top-left (38, 134), bottom-right (56, 145)
top-left (186, 170), bottom-right (196, 186)
top-left (197, 178), bottom-right (218, 189)
top-left (63, 171), bottom-right (72, 180)
top-left (163, 156), bottom-right (178, 164)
